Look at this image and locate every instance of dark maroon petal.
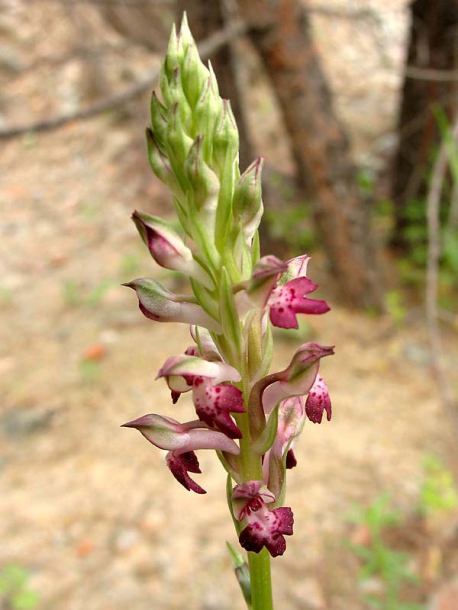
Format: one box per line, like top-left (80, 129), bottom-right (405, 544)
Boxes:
top-left (139, 301), bottom-right (160, 321)
top-left (238, 507), bottom-right (294, 557)
top-left (285, 449), bottom-right (297, 469)
top-left (166, 450), bottom-right (206, 494)
top-left (239, 522), bottom-right (265, 554)
top-left (274, 507), bottom-right (294, 536)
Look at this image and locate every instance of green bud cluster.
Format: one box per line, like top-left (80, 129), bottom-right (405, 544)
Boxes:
top-left (147, 14), bottom-right (263, 285)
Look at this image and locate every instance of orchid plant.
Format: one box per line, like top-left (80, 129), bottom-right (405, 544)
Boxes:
top-left (122, 15), bottom-right (334, 610)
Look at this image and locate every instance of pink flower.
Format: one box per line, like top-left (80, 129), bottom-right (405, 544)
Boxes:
top-left (246, 254), bottom-right (330, 329)
top-left (232, 481), bottom-right (294, 557)
top-left (261, 343), bottom-right (334, 415)
top-left (157, 354), bottom-right (245, 437)
top-left (268, 276), bottom-right (330, 329)
top-left (192, 377), bottom-right (244, 439)
top-left (122, 414), bottom-right (240, 493)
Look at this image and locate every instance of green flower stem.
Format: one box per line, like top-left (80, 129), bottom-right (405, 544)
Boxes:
top-left (248, 549), bottom-right (274, 610)
top-left (229, 353), bottom-right (274, 610)
top-left (234, 412), bottom-right (275, 610)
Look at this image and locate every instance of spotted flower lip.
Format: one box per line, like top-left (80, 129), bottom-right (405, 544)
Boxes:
top-left (305, 375), bottom-right (332, 423)
top-left (157, 354), bottom-right (244, 437)
top-left (232, 481), bottom-right (294, 557)
top-left (268, 276), bottom-right (330, 329)
top-left (193, 377), bottom-right (245, 439)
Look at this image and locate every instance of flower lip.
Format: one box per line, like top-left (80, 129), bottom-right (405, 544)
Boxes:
top-left (166, 450), bottom-right (206, 494)
top-left (268, 276), bottom-right (330, 329)
top-left (231, 481), bottom-right (294, 557)
top-left (305, 374), bottom-right (332, 423)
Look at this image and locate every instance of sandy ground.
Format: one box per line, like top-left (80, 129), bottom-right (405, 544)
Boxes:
top-left (1, 1), bottom-right (458, 609)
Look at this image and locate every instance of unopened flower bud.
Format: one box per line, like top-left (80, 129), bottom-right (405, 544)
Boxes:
top-left (145, 129), bottom-right (181, 196)
top-left (181, 39), bottom-right (211, 110)
top-left (232, 158), bottom-right (264, 242)
top-left (194, 70), bottom-right (223, 159)
top-left (166, 102), bottom-right (194, 173)
top-left (213, 100), bottom-right (240, 175)
top-left (131, 211), bottom-right (213, 288)
top-left (149, 92), bottom-right (168, 148)
top-left (123, 277), bottom-right (221, 331)
top-left (185, 136), bottom-right (220, 211)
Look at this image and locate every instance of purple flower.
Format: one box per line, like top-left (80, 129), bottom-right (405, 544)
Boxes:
top-left (232, 481), bottom-right (294, 557)
top-left (192, 376), bottom-right (245, 439)
top-left (245, 254), bottom-right (330, 329)
top-left (157, 354), bottom-right (244, 436)
top-left (268, 276), bottom-right (330, 329)
top-left (122, 414), bottom-right (240, 493)
top-left (261, 343), bottom-right (334, 415)
top-left (305, 375), bottom-right (332, 423)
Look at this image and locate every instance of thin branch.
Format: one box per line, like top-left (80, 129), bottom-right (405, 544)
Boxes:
top-left (405, 65), bottom-right (458, 83)
top-left (0, 20), bottom-right (248, 140)
top-left (308, 4), bottom-right (381, 20)
top-left (426, 115), bottom-right (458, 435)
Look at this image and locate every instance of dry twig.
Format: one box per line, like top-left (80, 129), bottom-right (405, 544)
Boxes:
top-left (0, 20), bottom-right (248, 140)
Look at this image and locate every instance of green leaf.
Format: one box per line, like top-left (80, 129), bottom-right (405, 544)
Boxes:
top-left (226, 542), bottom-right (252, 608)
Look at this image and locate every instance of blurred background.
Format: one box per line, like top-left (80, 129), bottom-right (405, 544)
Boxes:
top-left (1, 0), bottom-right (458, 608)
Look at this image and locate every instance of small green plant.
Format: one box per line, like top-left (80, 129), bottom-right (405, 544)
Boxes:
top-left (357, 165), bottom-right (376, 197)
top-left (384, 289), bottom-right (407, 324)
top-left (419, 455), bottom-right (458, 515)
top-left (0, 564), bottom-right (39, 610)
top-left (347, 495), bottom-right (423, 610)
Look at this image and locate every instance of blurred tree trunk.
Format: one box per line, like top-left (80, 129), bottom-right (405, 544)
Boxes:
top-left (390, 0), bottom-right (458, 252)
top-left (237, 0), bottom-right (383, 310)
top-left (178, 0), bottom-right (254, 172)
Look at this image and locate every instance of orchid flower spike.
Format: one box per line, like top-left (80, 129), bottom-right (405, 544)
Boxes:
top-left (121, 13), bottom-right (334, 605)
